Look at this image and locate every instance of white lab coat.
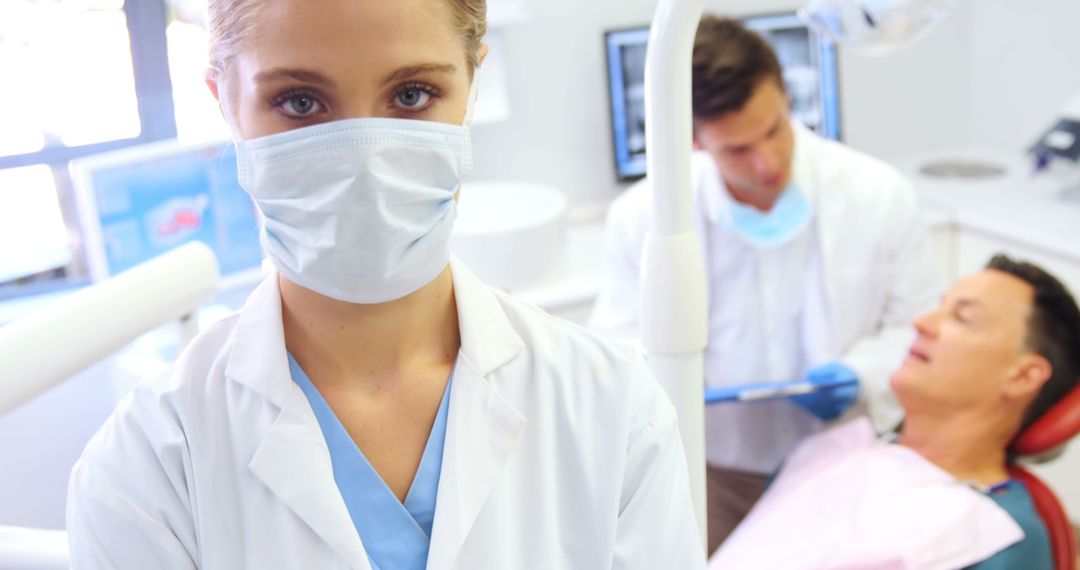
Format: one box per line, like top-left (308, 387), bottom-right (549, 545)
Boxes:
top-left (67, 259), bottom-right (705, 569)
top-left (591, 123), bottom-right (940, 471)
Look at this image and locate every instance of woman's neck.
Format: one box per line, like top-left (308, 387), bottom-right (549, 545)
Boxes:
top-left (279, 267), bottom-right (460, 389)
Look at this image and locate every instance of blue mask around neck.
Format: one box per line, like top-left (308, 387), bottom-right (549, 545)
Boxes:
top-left (722, 186), bottom-right (814, 249)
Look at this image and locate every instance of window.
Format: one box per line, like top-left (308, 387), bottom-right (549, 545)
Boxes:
top-left (0, 0), bottom-right (222, 300)
top-left (164, 0), bottom-right (228, 144)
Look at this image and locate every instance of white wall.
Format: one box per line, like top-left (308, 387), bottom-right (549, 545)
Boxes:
top-left (471, 0), bottom-right (973, 207)
top-left (968, 0), bottom-right (1080, 148)
top-left (470, 0), bottom-right (662, 209)
top-left (0, 359), bottom-right (118, 529)
top-left (837, 1), bottom-right (972, 157)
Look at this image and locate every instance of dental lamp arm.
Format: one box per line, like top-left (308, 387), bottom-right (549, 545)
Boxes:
top-left (0, 241), bottom-right (220, 416)
top-left (642, 0), bottom-right (708, 545)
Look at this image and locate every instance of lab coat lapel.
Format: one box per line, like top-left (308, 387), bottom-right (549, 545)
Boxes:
top-left (249, 388), bottom-right (372, 570)
top-left (226, 275), bottom-right (370, 569)
top-left (427, 259), bottom-right (527, 570)
top-left (795, 125), bottom-right (842, 344)
top-left (225, 274), bottom-right (295, 407)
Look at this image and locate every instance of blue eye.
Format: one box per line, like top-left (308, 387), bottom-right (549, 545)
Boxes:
top-left (272, 90), bottom-right (325, 119)
top-left (285, 96), bottom-right (317, 115)
top-left (393, 84), bottom-right (438, 112)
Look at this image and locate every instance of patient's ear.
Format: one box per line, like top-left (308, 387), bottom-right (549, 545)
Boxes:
top-left (1004, 353), bottom-right (1052, 401)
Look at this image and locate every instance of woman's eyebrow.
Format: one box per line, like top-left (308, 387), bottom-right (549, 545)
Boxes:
top-left (381, 63), bottom-right (457, 86)
top-left (254, 68), bottom-right (337, 88)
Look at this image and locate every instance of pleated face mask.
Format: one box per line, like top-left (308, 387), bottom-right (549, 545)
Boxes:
top-left (721, 185), bottom-right (814, 249)
top-left (234, 116), bottom-right (473, 304)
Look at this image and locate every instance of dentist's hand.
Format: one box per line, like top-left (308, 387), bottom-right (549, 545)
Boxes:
top-left (789, 362), bottom-right (860, 421)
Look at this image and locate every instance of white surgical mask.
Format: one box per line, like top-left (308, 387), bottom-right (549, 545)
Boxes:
top-left (720, 186), bottom-right (814, 249)
top-left (234, 114), bottom-right (474, 304)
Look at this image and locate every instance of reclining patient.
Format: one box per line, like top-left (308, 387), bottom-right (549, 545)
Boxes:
top-left (711, 255), bottom-right (1080, 570)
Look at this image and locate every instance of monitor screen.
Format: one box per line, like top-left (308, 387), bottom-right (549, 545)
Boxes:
top-left (604, 12), bottom-right (842, 180)
top-left (71, 139), bottom-right (264, 284)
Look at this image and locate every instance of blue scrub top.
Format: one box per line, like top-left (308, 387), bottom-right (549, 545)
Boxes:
top-left (289, 354), bottom-right (454, 570)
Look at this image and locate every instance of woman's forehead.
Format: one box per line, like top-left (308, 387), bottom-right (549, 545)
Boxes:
top-left (242, 0), bottom-right (466, 66)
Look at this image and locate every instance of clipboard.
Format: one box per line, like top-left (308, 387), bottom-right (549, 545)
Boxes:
top-left (704, 376), bottom-right (850, 405)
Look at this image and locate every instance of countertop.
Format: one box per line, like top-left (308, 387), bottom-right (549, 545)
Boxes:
top-left (887, 146), bottom-right (1080, 261)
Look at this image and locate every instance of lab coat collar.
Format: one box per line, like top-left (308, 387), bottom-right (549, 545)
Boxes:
top-left (249, 388), bottom-right (373, 570)
top-left (428, 257), bottom-right (528, 570)
top-left (226, 274), bottom-right (294, 407)
top-left (794, 122), bottom-right (843, 336)
top-left (225, 258), bottom-right (527, 403)
top-left (427, 347), bottom-right (527, 570)
top-left (448, 255), bottom-right (526, 376)
top-left (229, 262), bottom-right (528, 569)
top-left (225, 276), bottom-right (369, 568)
top-left (789, 121), bottom-right (819, 206)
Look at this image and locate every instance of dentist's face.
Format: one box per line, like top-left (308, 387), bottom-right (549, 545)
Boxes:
top-left (207, 0), bottom-right (476, 141)
top-left (692, 78), bottom-right (795, 209)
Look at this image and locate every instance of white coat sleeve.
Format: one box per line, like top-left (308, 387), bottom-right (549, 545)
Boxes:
top-left (612, 358), bottom-right (707, 570)
top-left (588, 189), bottom-right (649, 340)
top-left (67, 386), bottom-right (198, 569)
top-left (840, 177), bottom-right (942, 433)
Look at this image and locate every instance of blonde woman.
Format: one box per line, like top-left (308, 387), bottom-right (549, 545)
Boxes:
top-left (65, 0), bottom-right (703, 568)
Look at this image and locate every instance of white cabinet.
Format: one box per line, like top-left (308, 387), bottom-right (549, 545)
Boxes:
top-left (923, 208), bottom-right (957, 287)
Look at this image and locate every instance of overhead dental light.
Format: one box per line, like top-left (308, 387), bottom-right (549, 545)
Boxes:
top-left (798, 0), bottom-right (952, 55)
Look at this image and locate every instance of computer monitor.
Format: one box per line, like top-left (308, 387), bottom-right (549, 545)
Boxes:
top-left (71, 139), bottom-right (264, 288)
top-left (604, 12), bottom-right (842, 181)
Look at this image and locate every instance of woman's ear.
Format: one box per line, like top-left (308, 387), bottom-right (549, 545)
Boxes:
top-left (477, 42), bottom-right (490, 67)
top-left (205, 67), bottom-right (221, 103)
top-left (205, 67), bottom-right (239, 133)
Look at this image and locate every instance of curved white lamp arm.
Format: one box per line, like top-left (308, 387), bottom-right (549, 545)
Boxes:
top-left (0, 241), bottom-right (220, 416)
top-left (643, 0), bottom-right (709, 544)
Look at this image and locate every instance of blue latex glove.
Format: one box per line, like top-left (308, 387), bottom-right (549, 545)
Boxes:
top-left (789, 361), bottom-right (860, 421)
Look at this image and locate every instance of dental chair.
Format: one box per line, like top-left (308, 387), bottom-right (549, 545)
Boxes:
top-left (1009, 382), bottom-right (1080, 570)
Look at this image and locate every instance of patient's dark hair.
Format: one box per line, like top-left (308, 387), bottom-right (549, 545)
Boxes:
top-left (692, 15), bottom-right (784, 121)
top-left (987, 254), bottom-right (1080, 432)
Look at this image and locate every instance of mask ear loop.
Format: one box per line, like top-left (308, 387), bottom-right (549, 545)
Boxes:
top-left (210, 65), bottom-right (245, 142)
top-left (462, 62), bottom-right (484, 127)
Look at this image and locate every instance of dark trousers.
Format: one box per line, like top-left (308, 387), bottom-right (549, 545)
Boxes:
top-left (706, 464), bottom-right (770, 555)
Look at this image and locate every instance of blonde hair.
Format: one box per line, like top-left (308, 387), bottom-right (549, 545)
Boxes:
top-left (445, 0), bottom-right (487, 73)
top-left (207, 0), bottom-right (487, 74)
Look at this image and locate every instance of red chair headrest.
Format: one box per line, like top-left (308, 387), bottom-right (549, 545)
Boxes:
top-left (1011, 381), bottom-right (1080, 456)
